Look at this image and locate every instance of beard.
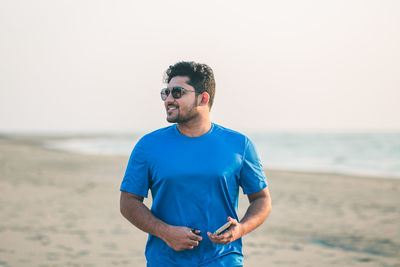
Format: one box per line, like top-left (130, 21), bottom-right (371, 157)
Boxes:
top-left (166, 98), bottom-right (199, 123)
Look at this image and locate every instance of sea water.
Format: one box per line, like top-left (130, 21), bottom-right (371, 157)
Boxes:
top-left (43, 132), bottom-right (400, 179)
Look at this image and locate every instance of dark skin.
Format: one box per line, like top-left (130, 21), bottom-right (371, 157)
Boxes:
top-left (120, 187), bottom-right (271, 251)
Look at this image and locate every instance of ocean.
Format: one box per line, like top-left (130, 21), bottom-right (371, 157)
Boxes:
top-left (43, 131), bottom-right (400, 179)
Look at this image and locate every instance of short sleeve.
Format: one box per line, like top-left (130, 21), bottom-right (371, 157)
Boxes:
top-left (120, 138), bottom-right (150, 198)
top-left (239, 137), bottom-right (268, 194)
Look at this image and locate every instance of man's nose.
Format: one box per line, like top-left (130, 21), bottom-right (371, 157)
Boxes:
top-left (164, 92), bottom-right (175, 103)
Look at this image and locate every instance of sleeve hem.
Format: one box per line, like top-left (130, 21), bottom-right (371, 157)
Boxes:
top-left (120, 186), bottom-right (148, 198)
top-left (242, 182), bottom-right (268, 195)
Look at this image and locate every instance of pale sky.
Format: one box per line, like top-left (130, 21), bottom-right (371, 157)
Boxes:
top-left (1, 0), bottom-right (399, 133)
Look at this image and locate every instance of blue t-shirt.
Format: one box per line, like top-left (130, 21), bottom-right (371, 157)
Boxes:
top-left (120, 122), bottom-right (268, 266)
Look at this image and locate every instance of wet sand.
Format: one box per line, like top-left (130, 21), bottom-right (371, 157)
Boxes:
top-left (0, 135), bottom-right (399, 267)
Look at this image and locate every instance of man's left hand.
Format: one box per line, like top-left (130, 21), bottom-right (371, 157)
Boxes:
top-left (207, 217), bottom-right (244, 244)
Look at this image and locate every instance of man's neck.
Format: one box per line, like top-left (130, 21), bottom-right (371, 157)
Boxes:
top-left (176, 117), bottom-right (212, 137)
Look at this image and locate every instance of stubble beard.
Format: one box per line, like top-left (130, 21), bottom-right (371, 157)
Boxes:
top-left (166, 98), bottom-right (199, 123)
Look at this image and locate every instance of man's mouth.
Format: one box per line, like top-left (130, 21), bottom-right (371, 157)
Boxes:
top-left (167, 105), bottom-right (178, 112)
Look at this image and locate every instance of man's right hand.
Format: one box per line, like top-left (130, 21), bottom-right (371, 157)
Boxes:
top-left (161, 226), bottom-right (203, 251)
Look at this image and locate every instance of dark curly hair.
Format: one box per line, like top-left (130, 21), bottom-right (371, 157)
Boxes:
top-left (163, 61), bottom-right (216, 110)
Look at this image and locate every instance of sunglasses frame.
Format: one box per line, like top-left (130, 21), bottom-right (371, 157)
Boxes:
top-left (160, 86), bottom-right (197, 101)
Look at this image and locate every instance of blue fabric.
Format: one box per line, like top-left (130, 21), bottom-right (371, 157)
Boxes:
top-left (120, 122), bottom-right (267, 266)
top-left (147, 251), bottom-right (243, 267)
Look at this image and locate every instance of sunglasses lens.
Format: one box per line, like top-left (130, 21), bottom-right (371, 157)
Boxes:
top-left (160, 88), bottom-right (169, 101)
top-left (171, 87), bottom-right (183, 99)
top-left (161, 87), bottom-right (186, 101)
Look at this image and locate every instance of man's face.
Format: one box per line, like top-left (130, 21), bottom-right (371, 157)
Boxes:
top-left (164, 76), bottom-right (199, 123)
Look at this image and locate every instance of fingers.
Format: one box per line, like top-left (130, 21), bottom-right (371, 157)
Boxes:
top-left (185, 228), bottom-right (201, 249)
top-left (189, 230), bottom-right (203, 241)
top-left (208, 232), bottom-right (223, 242)
top-left (181, 235), bottom-right (200, 250)
top-left (191, 229), bottom-right (201, 235)
top-left (188, 240), bottom-right (199, 247)
top-left (228, 216), bottom-right (238, 225)
top-left (167, 226), bottom-right (204, 251)
top-left (207, 232), bottom-right (223, 244)
top-left (207, 217), bottom-right (238, 244)
top-left (172, 237), bottom-right (200, 251)
top-left (207, 230), bottom-right (232, 244)
top-left (177, 240), bottom-right (199, 251)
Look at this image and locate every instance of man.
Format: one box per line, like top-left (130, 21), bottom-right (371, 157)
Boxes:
top-left (120, 61), bottom-right (272, 267)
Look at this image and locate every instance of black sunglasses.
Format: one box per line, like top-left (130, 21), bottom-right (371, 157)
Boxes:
top-left (160, 86), bottom-right (196, 101)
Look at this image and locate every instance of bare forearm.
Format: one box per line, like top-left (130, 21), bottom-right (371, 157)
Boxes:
top-left (240, 196), bottom-right (271, 235)
top-left (120, 195), bottom-right (168, 240)
top-left (120, 192), bottom-right (203, 251)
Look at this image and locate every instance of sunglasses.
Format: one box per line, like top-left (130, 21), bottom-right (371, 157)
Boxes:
top-left (160, 86), bottom-right (196, 101)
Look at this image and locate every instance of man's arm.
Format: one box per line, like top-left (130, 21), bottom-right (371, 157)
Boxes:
top-left (207, 186), bottom-right (272, 244)
top-left (120, 191), bottom-right (202, 251)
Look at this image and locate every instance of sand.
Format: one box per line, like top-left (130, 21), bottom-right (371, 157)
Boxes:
top-left (0, 135), bottom-right (399, 267)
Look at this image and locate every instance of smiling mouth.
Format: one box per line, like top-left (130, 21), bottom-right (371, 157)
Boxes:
top-left (167, 106), bottom-right (178, 112)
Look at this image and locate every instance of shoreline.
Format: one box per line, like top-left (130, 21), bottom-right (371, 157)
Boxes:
top-left (2, 134), bottom-right (399, 182)
top-left (0, 136), bottom-right (399, 266)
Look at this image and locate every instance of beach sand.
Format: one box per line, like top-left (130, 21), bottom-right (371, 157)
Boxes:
top-left (0, 135), bottom-right (399, 267)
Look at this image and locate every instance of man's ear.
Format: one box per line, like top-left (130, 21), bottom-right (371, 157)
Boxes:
top-left (199, 92), bottom-right (210, 106)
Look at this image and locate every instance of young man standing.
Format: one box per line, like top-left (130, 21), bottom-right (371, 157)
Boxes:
top-left (120, 61), bottom-right (272, 266)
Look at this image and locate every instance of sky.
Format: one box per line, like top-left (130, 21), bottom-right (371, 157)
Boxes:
top-left (0, 0), bottom-right (399, 133)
